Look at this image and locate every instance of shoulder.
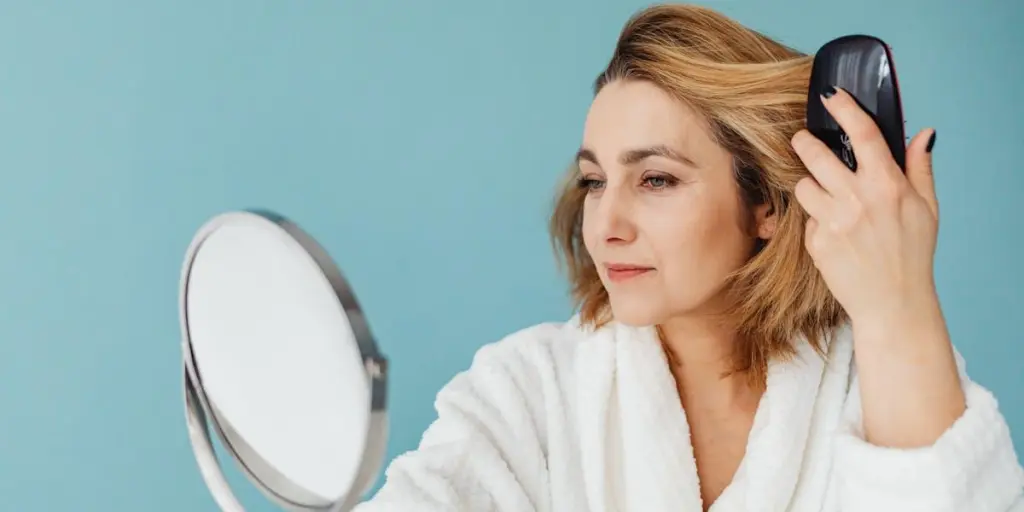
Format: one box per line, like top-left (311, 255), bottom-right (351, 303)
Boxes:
top-left (451, 317), bottom-right (591, 393)
top-left (431, 316), bottom-right (594, 412)
top-left (418, 317), bottom-right (592, 457)
top-left (465, 315), bottom-right (592, 375)
top-left (364, 319), bottom-right (593, 511)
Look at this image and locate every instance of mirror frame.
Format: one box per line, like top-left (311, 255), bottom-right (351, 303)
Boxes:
top-left (179, 209), bottom-right (389, 512)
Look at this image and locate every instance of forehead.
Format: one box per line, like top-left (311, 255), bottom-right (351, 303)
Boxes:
top-left (582, 80), bottom-right (719, 160)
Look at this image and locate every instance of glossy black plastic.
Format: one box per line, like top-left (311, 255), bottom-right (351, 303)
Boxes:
top-left (806, 34), bottom-right (906, 172)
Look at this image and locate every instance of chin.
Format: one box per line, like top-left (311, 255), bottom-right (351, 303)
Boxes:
top-left (607, 296), bottom-right (667, 327)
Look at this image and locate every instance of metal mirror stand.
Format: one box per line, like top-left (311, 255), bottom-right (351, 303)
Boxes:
top-left (179, 210), bottom-right (389, 512)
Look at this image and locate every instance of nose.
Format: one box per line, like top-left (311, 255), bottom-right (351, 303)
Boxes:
top-left (591, 184), bottom-right (637, 245)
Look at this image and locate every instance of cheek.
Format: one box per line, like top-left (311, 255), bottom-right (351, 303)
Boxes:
top-left (648, 189), bottom-right (748, 277)
top-left (646, 204), bottom-right (706, 269)
top-left (645, 187), bottom-right (709, 244)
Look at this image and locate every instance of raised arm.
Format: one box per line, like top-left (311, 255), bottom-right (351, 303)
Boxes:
top-left (831, 346), bottom-right (1024, 511)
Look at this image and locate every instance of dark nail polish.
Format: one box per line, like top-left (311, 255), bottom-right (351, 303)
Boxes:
top-left (926, 131), bottom-right (937, 153)
top-left (821, 85), bottom-right (837, 99)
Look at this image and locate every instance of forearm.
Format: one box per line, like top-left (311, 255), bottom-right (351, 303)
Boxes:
top-left (850, 292), bottom-right (966, 448)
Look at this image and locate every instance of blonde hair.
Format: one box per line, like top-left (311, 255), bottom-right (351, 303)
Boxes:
top-left (549, 3), bottom-right (845, 385)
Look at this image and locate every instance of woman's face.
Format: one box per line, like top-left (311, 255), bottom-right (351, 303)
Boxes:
top-left (579, 80), bottom-right (773, 326)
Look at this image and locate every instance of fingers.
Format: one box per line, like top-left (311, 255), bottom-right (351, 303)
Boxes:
top-left (905, 128), bottom-right (939, 219)
top-left (820, 87), bottom-right (896, 177)
top-left (791, 129), bottom-right (854, 197)
top-left (794, 176), bottom-right (833, 220)
top-left (804, 216), bottom-right (821, 256)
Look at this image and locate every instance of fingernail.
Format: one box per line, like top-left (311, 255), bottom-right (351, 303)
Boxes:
top-left (926, 130), bottom-right (937, 153)
top-left (821, 85), bottom-right (837, 99)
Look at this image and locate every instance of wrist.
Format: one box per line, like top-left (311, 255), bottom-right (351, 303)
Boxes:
top-left (849, 290), bottom-right (944, 341)
top-left (847, 291), bottom-right (966, 448)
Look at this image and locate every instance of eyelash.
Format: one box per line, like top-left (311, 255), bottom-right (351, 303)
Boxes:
top-left (575, 173), bottom-right (679, 192)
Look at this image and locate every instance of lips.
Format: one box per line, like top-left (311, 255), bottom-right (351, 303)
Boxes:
top-left (604, 263), bottom-right (654, 283)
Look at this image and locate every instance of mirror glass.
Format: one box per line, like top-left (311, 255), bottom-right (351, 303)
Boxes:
top-left (180, 210), bottom-right (388, 511)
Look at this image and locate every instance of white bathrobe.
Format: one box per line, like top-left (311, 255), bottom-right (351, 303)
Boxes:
top-left (356, 317), bottom-right (1024, 511)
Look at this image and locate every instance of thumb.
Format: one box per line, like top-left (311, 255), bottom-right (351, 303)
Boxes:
top-left (906, 128), bottom-right (938, 219)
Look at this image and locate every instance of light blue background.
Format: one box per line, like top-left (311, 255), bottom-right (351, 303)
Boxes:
top-left (1, 0), bottom-right (1021, 510)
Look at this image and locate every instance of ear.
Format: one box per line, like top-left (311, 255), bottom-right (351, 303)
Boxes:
top-left (754, 203), bottom-right (777, 240)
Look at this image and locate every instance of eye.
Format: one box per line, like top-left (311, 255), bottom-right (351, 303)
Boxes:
top-left (642, 173), bottom-right (678, 189)
top-left (576, 176), bottom-right (605, 192)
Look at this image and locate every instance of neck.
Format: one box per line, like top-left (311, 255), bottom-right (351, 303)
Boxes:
top-left (658, 315), bottom-right (758, 409)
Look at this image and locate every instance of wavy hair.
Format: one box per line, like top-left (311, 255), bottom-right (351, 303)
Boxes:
top-left (549, 3), bottom-right (846, 385)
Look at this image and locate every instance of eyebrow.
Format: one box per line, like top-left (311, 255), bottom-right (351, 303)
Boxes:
top-left (575, 144), bottom-right (697, 168)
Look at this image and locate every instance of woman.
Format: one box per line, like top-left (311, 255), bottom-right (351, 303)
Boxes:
top-left (358, 4), bottom-right (1023, 511)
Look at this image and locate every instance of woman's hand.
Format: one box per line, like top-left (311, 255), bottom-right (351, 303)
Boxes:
top-left (790, 86), bottom-right (939, 326)
top-left (790, 85), bottom-right (965, 448)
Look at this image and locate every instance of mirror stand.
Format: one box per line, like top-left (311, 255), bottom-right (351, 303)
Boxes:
top-left (179, 210), bottom-right (389, 512)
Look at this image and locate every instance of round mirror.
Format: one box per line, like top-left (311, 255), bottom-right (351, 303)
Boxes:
top-left (179, 210), bottom-right (388, 511)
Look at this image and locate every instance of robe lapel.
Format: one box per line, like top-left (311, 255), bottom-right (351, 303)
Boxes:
top-left (574, 321), bottom-right (621, 512)
top-left (574, 321), bottom-right (854, 512)
top-left (728, 333), bottom-right (828, 512)
top-left (576, 322), bottom-right (704, 511)
top-left (614, 322), bottom-right (705, 511)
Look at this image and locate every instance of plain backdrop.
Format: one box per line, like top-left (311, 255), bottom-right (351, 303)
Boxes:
top-left (0, 0), bottom-right (1021, 509)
